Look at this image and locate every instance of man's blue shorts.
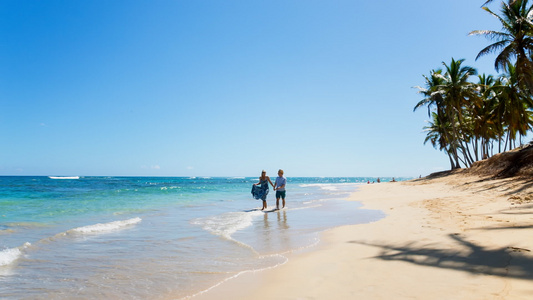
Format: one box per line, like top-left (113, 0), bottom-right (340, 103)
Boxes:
top-left (276, 190), bottom-right (286, 199)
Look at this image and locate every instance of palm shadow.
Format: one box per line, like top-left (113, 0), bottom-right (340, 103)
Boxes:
top-left (350, 234), bottom-right (533, 280)
top-left (462, 178), bottom-right (533, 195)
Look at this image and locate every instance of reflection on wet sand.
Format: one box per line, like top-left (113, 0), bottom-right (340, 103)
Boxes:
top-left (260, 209), bottom-right (292, 253)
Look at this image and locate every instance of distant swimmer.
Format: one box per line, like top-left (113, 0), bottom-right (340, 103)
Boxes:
top-left (273, 169), bottom-right (287, 210)
top-left (252, 170), bottom-right (274, 211)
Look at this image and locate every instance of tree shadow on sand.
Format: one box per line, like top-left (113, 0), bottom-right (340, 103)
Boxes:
top-left (350, 234), bottom-right (533, 280)
top-left (459, 177), bottom-right (533, 195)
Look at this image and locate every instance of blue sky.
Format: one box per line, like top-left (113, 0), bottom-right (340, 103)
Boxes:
top-left (0, 1), bottom-right (516, 177)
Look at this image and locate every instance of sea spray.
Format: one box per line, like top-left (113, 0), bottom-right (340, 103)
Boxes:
top-left (0, 242), bottom-right (31, 267)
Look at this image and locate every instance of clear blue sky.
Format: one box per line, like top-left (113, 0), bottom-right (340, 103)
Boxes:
top-left (0, 1), bottom-right (514, 177)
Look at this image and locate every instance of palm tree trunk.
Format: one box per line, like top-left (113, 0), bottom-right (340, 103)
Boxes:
top-left (452, 146), bottom-right (461, 169)
top-left (474, 138), bottom-right (480, 161)
top-left (448, 153), bottom-right (455, 170)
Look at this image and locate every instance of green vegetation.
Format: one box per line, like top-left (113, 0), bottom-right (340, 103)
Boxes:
top-left (415, 0), bottom-right (533, 170)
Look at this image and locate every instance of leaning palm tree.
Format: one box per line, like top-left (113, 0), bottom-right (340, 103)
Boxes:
top-left (436, 58), bottom-right (479, 168)
top-left (414, 69), bottom-right (458, 168)
top-left (423, 112), bottom-right (456, 170)
top-left (470, 0), bottom-right (533, 94)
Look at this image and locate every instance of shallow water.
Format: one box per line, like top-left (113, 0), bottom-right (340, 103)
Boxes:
top-left (0, 176), bottom-right (395, 299)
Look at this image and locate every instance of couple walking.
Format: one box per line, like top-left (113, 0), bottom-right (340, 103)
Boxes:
top-left (252, 169), bottom-right (286, 211)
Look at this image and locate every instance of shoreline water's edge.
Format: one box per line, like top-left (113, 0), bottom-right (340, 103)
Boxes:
top-left (182, 185), bottom-right (390, 300)
top-left (1, 177), bottom-right (388, 299)
top-left (181, 185), bottom-right (386, 300)
top-left (189, 173), bottom-right (533, 300)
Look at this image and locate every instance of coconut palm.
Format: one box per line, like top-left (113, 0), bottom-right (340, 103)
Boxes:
top-left (414, 69), bottom-right (445, 117)
top-left (415, 1), bottom-right (533, 169)
top-left (423, 112), bottom-right (457, 169)
top-left (415, 59), bottom-right (478, 169)
top-left (472, 74), bottom-right (500, 159)
top-left (470, 0), bottom-right (533, 94)
top-left (436, 58), bottom-right (479, 168)
top-left (492, 64), bottom-right (533, 149)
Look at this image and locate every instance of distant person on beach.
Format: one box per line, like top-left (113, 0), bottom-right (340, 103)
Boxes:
top-left (377, 177), bottom-right (381, 183)
top-left (273, 169), bottom-right (287, 210)
top-left (391, 177), bottom-right (396, 182)
top-left (252, 170), bottom-right (274, 210)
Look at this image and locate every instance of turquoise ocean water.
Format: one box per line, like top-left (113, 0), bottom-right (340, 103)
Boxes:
top-left (0, 176), bottom-right (399, 299)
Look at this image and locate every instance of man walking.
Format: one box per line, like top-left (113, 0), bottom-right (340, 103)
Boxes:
top-left (274, 169), bottom-right (287, 210)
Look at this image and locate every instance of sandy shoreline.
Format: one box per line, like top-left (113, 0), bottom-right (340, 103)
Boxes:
top-left (191, 171), bottom-right (533, 300)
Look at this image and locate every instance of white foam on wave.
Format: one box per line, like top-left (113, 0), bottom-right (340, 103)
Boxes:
top-left (70, 218), bottom-right (142, 235)
top-left (0, 242), bottom-right (31, 267)
top-left (160, 186), bottom-right (180, 190)
top-left (48, 176), bottom-right (80, 179)
top-left (299, 183), bottom-right (340, 191)
top-left (299, 183), bottom-right (359, 191)
top-left (191, 211), bottom-right (262, 240)
top-left (0, 248), bottom-right (21, 267)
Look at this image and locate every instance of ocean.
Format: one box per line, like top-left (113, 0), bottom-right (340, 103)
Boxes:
top-left (0, 176), bottom-right (395, 299)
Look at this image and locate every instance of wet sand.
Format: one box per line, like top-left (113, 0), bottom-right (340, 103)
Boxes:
top-left (191, 170), bottom-right (533, 299)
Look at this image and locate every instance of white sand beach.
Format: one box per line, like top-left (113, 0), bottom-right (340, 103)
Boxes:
top-left (192, 168), bottom-right (533, 299)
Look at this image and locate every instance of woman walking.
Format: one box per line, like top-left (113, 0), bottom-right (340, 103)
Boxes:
top-left (252, 170), bottom-right (274, 210)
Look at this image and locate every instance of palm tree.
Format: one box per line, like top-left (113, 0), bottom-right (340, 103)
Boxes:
top-left (492, 64), bottom-right (533, 149)
top-left (472, 74), bottom-right (499, 159)
top-left (423, 112), bottom-right (456, 169)
top-left (437, 58), bottom-right (478, 168)
top-left (415, 70), bottom-right (459, 169)
top-left (470, 0), bottom-right (533, 94)
top-left (415, 1), bottom-right (533, 168)
top-left (415, 59), bottom-right (478, 169)
top-left (414, 69), bottom-right (445, 117)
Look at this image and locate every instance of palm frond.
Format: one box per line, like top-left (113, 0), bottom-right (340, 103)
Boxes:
top-left (482, 6), bottom-right (513, 32)
top-left (476, 40), bottom-right (510, 60)
top-left (469, 30), bottom-right (511, 41)
top-left (495, 45), bottom-right (516, 72)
